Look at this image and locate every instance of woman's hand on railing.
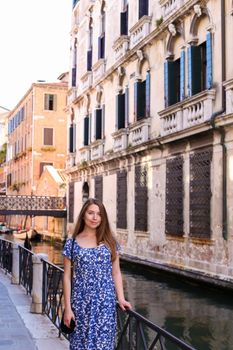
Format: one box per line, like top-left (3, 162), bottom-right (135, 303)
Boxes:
top-left (118, 298), bottom-right (132, 311)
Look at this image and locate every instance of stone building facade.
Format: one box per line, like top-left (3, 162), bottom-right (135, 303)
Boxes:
top-left (6, 79), bottom-right (68, 231)
top-left (66, 0), bottom-right (233, 283)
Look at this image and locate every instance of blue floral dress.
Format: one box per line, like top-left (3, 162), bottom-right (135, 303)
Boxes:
top-left (62, 239), bottom-right (117, 350)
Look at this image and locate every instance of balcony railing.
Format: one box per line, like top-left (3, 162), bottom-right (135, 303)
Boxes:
top-left (113, 36), bottom-right (130, 62)
top-left (91, 140), bottom-right (104, 160)
top-left (112, 129), bottom-right (128, 152)
top-left (92, 59), bottom-right (106, 84)
top-left (223, 79), bottom-right (233, 114)
top-left (160, 0), bottom-right (184, 19)
top-left (129, 16), bottom-right (152, 49)
top-left (81, 71), bottom-right (92, 91)
top-left (129, 118), bottom-right (151, 146)
top-left (67, 87), bottom-right (78, 104)
top-left (159, 89), bottom-right (216, 136)
top-left (80, 146), bottom-right (90, 162)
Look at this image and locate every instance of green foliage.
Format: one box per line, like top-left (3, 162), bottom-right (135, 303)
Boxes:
top-left (0, 143), bottom-right (7, 165)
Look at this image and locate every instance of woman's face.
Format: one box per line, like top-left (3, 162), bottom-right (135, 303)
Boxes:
top-left (83, 204), bottom-right (101, 230)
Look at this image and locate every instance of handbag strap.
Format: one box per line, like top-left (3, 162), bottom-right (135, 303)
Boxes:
top-left (70, 238), bottom-right (75, 290)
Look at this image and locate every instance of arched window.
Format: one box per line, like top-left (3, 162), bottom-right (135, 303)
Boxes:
top-left (120, 0), bottom-right (128, 36)
top-left (98, 3), bottom-right (105, 59)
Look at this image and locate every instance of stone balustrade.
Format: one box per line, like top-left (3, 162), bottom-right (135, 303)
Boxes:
top-left (129, 118), bottom-right (151, 146)
top-left (223, 79), bottom-right (233, 114)
top-left (79, 146), bottom-right (90, 162)
top-left (129, 16), bottom-right (152, 49)
top-left (92, 59), bottom-right (106, 84)
top-left (66, 153), bottom-right (76, 167)
top-left (91, 140), bottom-right (104, 160)
top-left (160, 0), bottom-right (184, 19)
top-left (113, 36), bottom-right (130, 62)
top-left (81, 72), bottom-right (92, 91)
top-left (67, 87), bottom-right (78, 104)
top-left (112, 129), bottom-right (128, 151)
top-left (159, 89), bottom-right (216, 136)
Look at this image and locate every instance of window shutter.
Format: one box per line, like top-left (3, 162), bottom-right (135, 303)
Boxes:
top-left (94, 176), bottom-right (103, 202)
top-left (137, 80), bottom-right (146, 120)
top-left (180, 50), bottom-right (185, 101)
top-left (73, 123), bottom-right (76, 152)
top-left (120, 10), bottom-right (128, 35)
top-left (72, 67), bottom-right (76, 87)
top-left (44, 128), bottom-right (53, 146)
top-left (164, 61), bottom-right (169, 107)
top-left (125, 86), bottom-right (129, 127)
top-left (87, 49), bottom-right (92, 71)
top-left (95, 109), bottom-right (102, 140)
top-left (206, 32), bottom-right (213, 89)
top-left (187, 47), bottom-right (192, 97)
top-left (89, 113), bottom-right (92, 143)
top-left (168, 59), bottom-right (180, 106)
top-left (102, 104), bottom-right (105, 138)
top-left (69, 124), bottom-right (74, 152)
top-left (146, 71), bottom-right (150, 117)
top-left (117, 170), bottom-right (127, 229)
top-left (190, 46), bottom-right (202, 95)
top-left (139, 0), bottom-right (148, 18)
top-left (118, 93), bottom-right (125, 129)
top-left (84, 117), bottom-right (89, 146)
top-left (68, 182), bottom-right (74, 223)
top-left (98, 35), bottom-right (105, 59)
top-left (115, 94), bottom-right (119, 130)
top-left (44, 95), bottom-right (49, 110)
top-left (98, 36), bottom-right (102, 60)
top-left (134, 81), bottom-right (139, 120)
top-left (53, 95), bottom-right (57, 111)
top-left (135, 164), bottom-right (148, 231)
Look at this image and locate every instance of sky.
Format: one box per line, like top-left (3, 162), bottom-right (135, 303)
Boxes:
top-left (0, 0), bottom-right (72, 110)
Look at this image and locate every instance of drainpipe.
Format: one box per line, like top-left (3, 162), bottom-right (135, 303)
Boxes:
top-left (210, 0), bottom-right (227, 239)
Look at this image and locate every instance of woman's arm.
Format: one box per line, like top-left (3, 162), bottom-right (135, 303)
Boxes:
top-left (63, 256), bottom-right (75, 326)
top-left (112, 255), bottom-right (131, 311)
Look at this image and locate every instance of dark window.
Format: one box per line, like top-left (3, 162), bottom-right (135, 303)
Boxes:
top-left (165, 156), bottom-right (184, 236)
top-left (120, 6), bottom-right (128, 35)
top-left (44, 94), bottom-right (56, 111)
top-left (72, 67), bottom-right (76, 87)
top-left (116, 93), bottom-right (125, 129)
top-left (95, 109), bottom-right (102, 140)
top-left (39, 162), bottom-right (53, 177)
top-left (117, 170), bottom-right (127, 229)
top-left (43, 128), bottom-right (53, 146)
top-left (94, 176), bottom-right (103, 202)
top-left (139, 0), bottom-right (148, 18)
top-left (134, 72), bottom-right (150, 120)
top-left (84, 116), bottom-right (89, 146)
top-left (98, 34), bottom-right (105, 59)
top-left (190, 148), bottom-right (212, 238)
top-left (188, 42), bottom-right (207, 96)
top-left (87, 49), bottom-right (92, 71)
top-left (68, 182), bottom-right (75, 223)
top-left (69, 124), bottom-right (76, 153)
top-left (135, 164), bottom-right (148, 231)
top-left (7, 173), bottom-right (12, 187)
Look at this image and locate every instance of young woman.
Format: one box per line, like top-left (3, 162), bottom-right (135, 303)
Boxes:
top-left (62, 198), bottom-right (131, 350)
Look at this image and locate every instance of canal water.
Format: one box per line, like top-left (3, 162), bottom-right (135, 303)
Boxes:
top-left (3, 235), bottom-right (233, 350)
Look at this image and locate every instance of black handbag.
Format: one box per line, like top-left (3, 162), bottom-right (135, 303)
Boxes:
top-left (60, 238), bottom-right (75, 334)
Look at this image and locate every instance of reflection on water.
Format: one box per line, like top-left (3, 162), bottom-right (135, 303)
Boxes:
top-left (2, 234), bottom-right (233, 349)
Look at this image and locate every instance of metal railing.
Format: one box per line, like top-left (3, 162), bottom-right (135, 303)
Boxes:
top-left (0, 238), bottom-right (12, 274)
top-left (0, 238), bottom-right (196, 349)
top-left (116, 306), bottom-right (196, 350)
top-left (19, 245), bottom-right (33, 295)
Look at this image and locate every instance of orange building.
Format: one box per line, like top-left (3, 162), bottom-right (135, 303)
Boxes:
top-left (6, 77), bottom-right (68, 230)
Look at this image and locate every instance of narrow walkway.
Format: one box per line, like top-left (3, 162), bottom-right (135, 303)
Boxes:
top-left (0, 270), bottom-right (69, 350)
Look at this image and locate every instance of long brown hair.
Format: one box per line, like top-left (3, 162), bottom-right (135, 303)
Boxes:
top-left (72, 198), bottom-right (117, 261)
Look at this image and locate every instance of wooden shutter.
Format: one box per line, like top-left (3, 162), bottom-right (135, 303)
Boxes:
top-left (84, 117), bottom-right (89, 146)
top-left (102, 104), bottom-right (105, 138)
top-left (125, 86), bottom-right (129, 127)
top-left (206, 32), bottom-right (212, 89)
top-left (167, 60), bottom-right (180, 106)
top-left (164, 61), bottom-right (169, 107)
top-left (180, 50), bottom-right (185, 101)
top-left (136, 81), bottom-right (146, 120)
top-left (145, 71), bottom-right (150, 117)
top-left (44, 128), bottom-right (53, 145)
top-left (165, 156), bottom-right (184, 236)
top-left (139, 0), bottom-right (148, 18)
top-left (87, 49), bottom-right (92, 71)
top-left (73, 123), bottom-right (76, 152)
top-left (69, 125), bottom-right (74, 152)
top-left (117, 170), bottom-right (127, 229)
top-left (95, 176), bottom-right (103, 202)
top-left (135, 164), bottom-right (148, 231)
top-left (120, 9), bottom-right (128, 35)
top-left (190, 148), bottom-right (212, 238)
top-left (188, 46), bottom-right (202, 96)
top-left (72, 67), bottom-right (76, 87)
top-left (68, 182), bottom-right (74, 223)
top-left (95, 109), bottom-right (102, 140)
top-left (117, 93), bottom-right (125, 129)
top-left (134, 81), bottom-right (139, 120)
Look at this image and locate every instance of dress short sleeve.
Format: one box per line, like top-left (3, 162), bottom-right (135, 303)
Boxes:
top-left (62, 238), bottom-right (73, 260)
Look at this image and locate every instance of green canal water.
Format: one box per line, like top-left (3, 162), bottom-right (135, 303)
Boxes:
top-left (4, 236), bottom-right (233, 350)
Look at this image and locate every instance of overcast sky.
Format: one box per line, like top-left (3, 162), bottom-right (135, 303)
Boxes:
top-left (0, 0), bottom-right (72, 110)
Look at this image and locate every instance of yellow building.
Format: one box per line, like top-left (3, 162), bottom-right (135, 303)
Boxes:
top-left (6, 77), bottom-right (68, 231)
